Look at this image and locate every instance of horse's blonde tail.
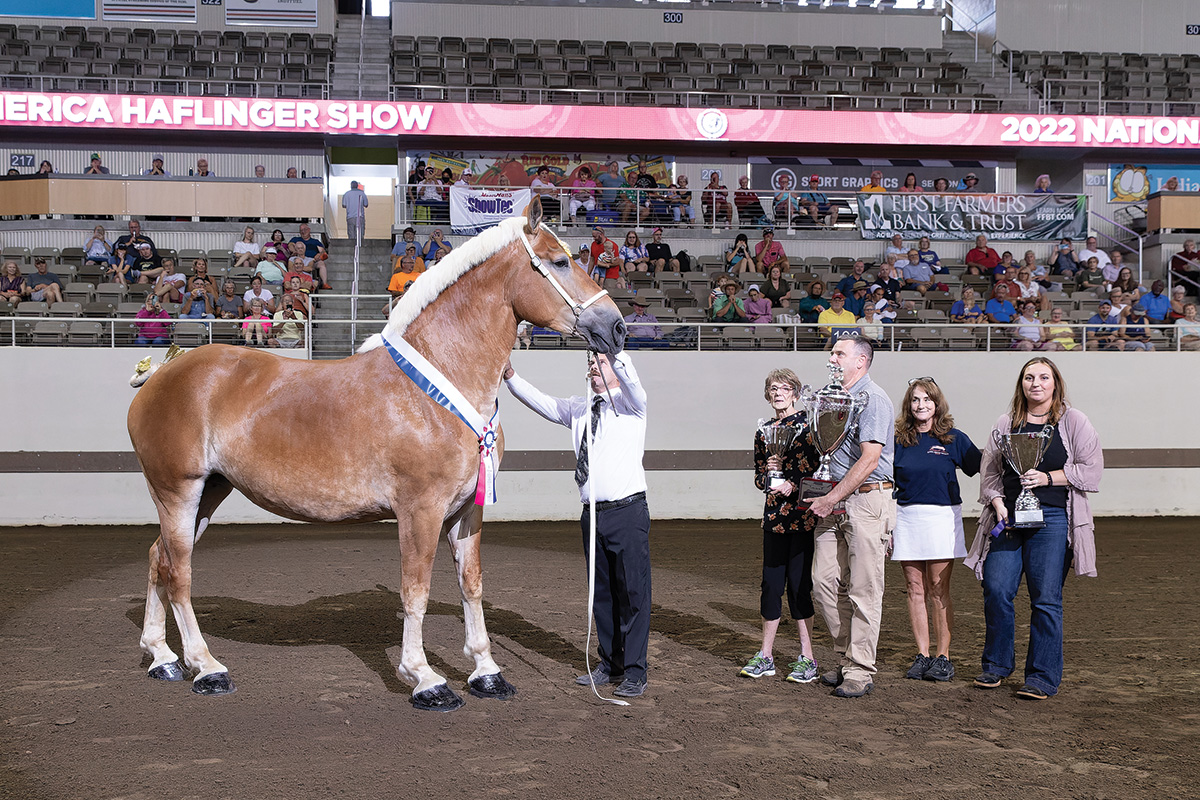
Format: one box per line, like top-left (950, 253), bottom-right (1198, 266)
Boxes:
top-left (129, 344), bottom-right (185, 388)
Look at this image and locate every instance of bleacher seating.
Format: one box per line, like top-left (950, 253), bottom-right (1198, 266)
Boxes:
top-left (1005, 49), bottom-right (1200, 116)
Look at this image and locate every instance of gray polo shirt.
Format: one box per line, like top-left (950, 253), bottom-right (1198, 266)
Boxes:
top-left (829, 372), bottom-right (894, 484)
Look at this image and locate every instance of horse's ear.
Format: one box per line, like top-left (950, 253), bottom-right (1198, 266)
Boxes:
top-left (525, 195), bottom-right (544, 233)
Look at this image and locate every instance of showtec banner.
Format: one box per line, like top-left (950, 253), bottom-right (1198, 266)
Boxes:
top-left (856, 193), bottom-right (1088, 241)
top-left (450, 186), bottom-right (533, 235)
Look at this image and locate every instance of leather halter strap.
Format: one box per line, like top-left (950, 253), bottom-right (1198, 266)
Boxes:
top-left (517, 223), bottom-right (609, 324)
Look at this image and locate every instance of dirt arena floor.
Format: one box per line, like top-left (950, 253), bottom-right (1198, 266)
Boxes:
top-left (1, 517), bottom-right (1197, 800)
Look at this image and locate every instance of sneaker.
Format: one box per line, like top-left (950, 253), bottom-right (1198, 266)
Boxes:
top-left (974, 671), bottom-right (1004, 689)
top-left (612, 677), bottom-right (647, 698)
top-left (833, 677), bottom-right (873, 698)
top-left (1016, 684), bottom-right (1050, 700)
top-left (784, 656), bottom-right (819, 684)
top-left (739, 652), bottom-right (776, 679)
top-left (905, 653), bottom-right (933, 680)
top-left (923, 655), bottom-right (955, 682)
top-left (320, 283), bottom-right (333, 290)
top-left (819, 666), bottom-right (844, 687)
top-left (575, 665), bottom-right (623, 686)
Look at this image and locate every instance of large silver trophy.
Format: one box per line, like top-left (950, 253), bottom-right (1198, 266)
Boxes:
top-left (799, 363), bottom-right (868, 508)
top-left (993, 426), bottom-right (1055, 527)
top-left (757, 419), bottom-right (801, 491)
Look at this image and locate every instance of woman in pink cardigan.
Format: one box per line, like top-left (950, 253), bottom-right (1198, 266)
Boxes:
top-left (964, 357), bottom-right (1102, 700)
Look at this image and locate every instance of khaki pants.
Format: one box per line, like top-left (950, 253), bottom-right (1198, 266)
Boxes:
top-left (812, 489), bottom-right (896, 682)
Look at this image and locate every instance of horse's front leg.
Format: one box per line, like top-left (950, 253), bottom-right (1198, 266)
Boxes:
top-left (397, 508), bottom-right (464, 712)
top-left (447, 508), bottom-right (516, 701)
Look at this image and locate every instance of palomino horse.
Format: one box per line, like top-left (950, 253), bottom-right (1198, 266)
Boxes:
top-left (127, 198), bottom-right (625, 710)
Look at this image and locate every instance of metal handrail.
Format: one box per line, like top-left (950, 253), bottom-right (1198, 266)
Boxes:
top-left (1087, 209), bottom-right (1144, 284)
top-left (356, 1), bottom-right (366, 101)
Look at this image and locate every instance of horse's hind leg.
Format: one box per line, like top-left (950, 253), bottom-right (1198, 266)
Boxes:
top-left (141, 535), bottom-right (186, 681)
top-left (446, 507), bottom-right (516, 701)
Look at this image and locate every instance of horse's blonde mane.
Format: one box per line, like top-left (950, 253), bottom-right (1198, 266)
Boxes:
top-left (358, 217), bottom-right (527, 353)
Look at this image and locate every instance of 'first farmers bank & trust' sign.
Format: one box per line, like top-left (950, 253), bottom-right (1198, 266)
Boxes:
top-left (2, 91), bottom-right (1200, 149)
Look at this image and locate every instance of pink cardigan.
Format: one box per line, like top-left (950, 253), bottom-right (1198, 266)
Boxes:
top-left (964, 407), bottom-right (1103, 579)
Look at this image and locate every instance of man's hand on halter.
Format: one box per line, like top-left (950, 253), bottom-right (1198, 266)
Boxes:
top-left (502, 360), bottom-right (514, 380)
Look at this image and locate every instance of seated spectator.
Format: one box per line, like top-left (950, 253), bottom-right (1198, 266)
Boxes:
top-left (243, 275), bottom-right (276, 314)
top-left (1021, 249), bottom-right (1053, 288)
top-left (109, 245), bottom-right (136, 285)
top-left (577, 244), bottom-right (602, 285)
top-left (959, 172), bottom-right (981, 192)
top-left (596, 161), bottom-right (634, 224)
top-left (1033, 174), bottom-right (1052, 193)
top-left (884, 233), bottom-right (907, 263)
top-left (134, 295), bottom-right (171, 345)
top-left (233, 226), bottom-right (262, 270)
top-left (453, 169), bottom-right (473, 188)
top-left (870, 285), bottom-right (898, 322)
top-left (529, 165), bottom-right (562, 222)
top-left (845, 280), bottom-right (871, 317)
top-left (242, 298), bottom-right (271, 346)
top-left (796, 280), bottom-right (828, 324)
top-left (1106, 266), bottom-right (1142, 301)
top-left (254, 164), bottom-right (266, 178)
top-left (388, 256), bottom-right (423, 298)
top-left (1043, 306), bottom-right (1076, 351)
top-left (772, 173), bottom-right (802, 226)
top-left (645, 227), bottom-right (676, 272)
top-left (1120, 303), bottom-right (1154, 351)
top-left (668, 175), bottom-right (695, 226)
top-left (760, 265), bottom-right (792, 310)
top-left (290, 224), bottom-right (331, 290)
top-left (1049, 237), bottom-right (1078, 278)
top-left (568, 166), bottom-right (598, 221)
top-left (624, 299), bottom-right (663, 341)
top-left (899, 173), bottom-right (922, 193)
top-left (391, 227), bottom-right (419, 270)
top-left (861, 170), bottom-right (886, 193)
top-left (1074, 257), bottom-right (1106, 295)
top-left (702, 172), bottom-right (730, 227)
top-left (932, 177), bottom-right (950, 192)
top-left (589, 226), bottom-right (623, 290)
top-left (283, 257), bottom-right (315, 291)
top-left (1103, 250), bottom-right (1127, 284)
top-left (620, 231), bottom-right (650, 273)
top-left (798, 174), bottom-right (839, 228)
top-left (392, 242), bottom-right (425, 274)
top-left (734, 175), bottom-right (763, 226)
top-left (916, 236), bottom-right (943, 276)
top-left (817, 292), bottom-right (859, 342)
top-left (754, 227), bottom-right (789, 273)
top-left (195, 158), bottom-right (214, 178)
top-left (709, 279), bottom-right (748, 323)
top-left (422, 228), bottom-right (453, 263)
top-left (0, 261), bottom-right (24, 309)
top-left (744, 284), bottom-right (773, 324)
top-left (1107, 288), bottom-right (1130, 319)
top-left (83, 153), bottom-right (109, 175)
top-left (1169, 285), bottom-right (1188, 320)
top-left (287, 167), bottom-right (299, 179)
top-left (900, 248), bottom-right (934, 295)
top-left (269, 294), bottom-right (306, 349)
top-left (1175, 302), bottom-right (1200, 350)
top-left (190, 258), bottom-right (218, 295)
top-left (1170, 239), bottom-right (1200, 290)
top-left (950, 286), bottom-right (985, 324)
top-left (415, 165), bottom-right (450, 222)
top-left (179, 276), bottom-right (216, 320)
top-left (133, 244), bottom-right (164, 285)
top-left (836, 260), bottom-right (871, 298)
top-left (1013, 267), bottom-right (1048, 312)
top-left (83, 225), bottom-right (114, 267)
top-left (985, 282), bottom-right (1016, 323)
top-left (1077, 236), bottom-right (1111, 274)
top-left (214, 279), bottom-right (243, 319)
top-left (874, 259), bottom-right (902, 301)
top-left (989, 251), bottom-right (1014, 282)
top-left (267, 229), bottom-right (290, 261)
top-left (143, 154), bottom-right (171, 177)
top-left (725, 233), bottom-right (754, 274)
top-left (151, 257), bottom-right (185, 303)
top-left (23, 257), bottom-right (64, 307)
top-left (1011, 301), bottom-right (1046, 351)
top-left (629, 160), bottom-right (663, 224)
top-left (115, 219), bottom-right (156, 258)
top-left (283, 275), bottom-right (311, 315)
top-left (1085, 300), bottom-right (1125, 351)
top-left (256, 250), bottom-right (286, 286)
top-left (857, 301), bottom-right (884, 344)
top-left (965, 234), bottom-right (1001, 275)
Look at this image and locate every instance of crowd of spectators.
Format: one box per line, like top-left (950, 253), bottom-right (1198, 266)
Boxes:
top-left (4, 154), bottom-right (308, 179)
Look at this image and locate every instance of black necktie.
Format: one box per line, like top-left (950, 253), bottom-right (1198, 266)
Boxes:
top-left (575, 396), bottom-right (604, 488)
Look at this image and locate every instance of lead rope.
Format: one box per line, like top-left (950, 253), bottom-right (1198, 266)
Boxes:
top-left (584, 358), bottom-right (629, 708)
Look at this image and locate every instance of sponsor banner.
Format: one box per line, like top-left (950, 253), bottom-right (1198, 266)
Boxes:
top-left (3, 92), bottom-right (1200, 151)
top-left (226, 0), bottom-right (318, 27)
top-left (450, 186), bottom-right (532, 235)
top-left (750, 158), bottom-right (998, 194)
top-left (856, 192), bottom-right (1088, 241)
top-left (102, 0), bottom-right (195, 22)
top-left (1, 0), bottom-right (95, 18)
top-left (406, 151), bottom-right (674, 188)
top-left (1108, 163), bottom-right (1200, 202)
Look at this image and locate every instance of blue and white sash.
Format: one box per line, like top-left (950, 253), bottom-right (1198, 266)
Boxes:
top-left (380, 330), bottom-right (499, 506)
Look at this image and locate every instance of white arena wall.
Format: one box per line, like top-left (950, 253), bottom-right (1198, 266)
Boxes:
top-left (0, 347), bottom-right (1195, 526)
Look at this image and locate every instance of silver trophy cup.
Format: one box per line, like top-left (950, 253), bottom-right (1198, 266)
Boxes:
top-left (993, 426), bottom-right (1055, 528)
top-left (758, 419), bottom-right (801, 491)
top-left (799, 364), bottom-right (867, 508)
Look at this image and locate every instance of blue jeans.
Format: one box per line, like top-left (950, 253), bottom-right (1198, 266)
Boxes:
top-left (981, 505), bottom-right (1070, 694)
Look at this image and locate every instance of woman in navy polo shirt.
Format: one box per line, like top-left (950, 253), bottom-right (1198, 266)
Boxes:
top-left (892, 377), bottom-right (981, 683)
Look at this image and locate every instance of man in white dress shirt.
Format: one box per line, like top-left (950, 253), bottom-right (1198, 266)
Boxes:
top-left (1077, 236), bottom-right (1112, 275)
top-left (503, 351), bottom-right (651, 698)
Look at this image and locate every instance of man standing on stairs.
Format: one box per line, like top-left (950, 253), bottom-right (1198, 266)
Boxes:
top-left (343, 181), bottom-right (369, 245)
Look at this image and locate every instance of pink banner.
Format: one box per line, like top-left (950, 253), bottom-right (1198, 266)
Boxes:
top-left (2, 91), bottom-right (1199, 149)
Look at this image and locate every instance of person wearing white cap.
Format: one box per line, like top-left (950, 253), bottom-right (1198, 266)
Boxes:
top-left (143, 154), bottom-right (170, 177)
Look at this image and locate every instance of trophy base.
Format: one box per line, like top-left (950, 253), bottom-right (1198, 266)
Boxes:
top-left (1011, 508), bottom-right (1044, 528)
top-left (799, 478), bottom-right (845, 514)
top-left (769, 476), bottom-right (786, 491)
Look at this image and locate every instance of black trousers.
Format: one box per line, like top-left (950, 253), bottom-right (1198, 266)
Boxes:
top-left (761, 530), bottom-right (815, 622)
top-left (580, 497), bottom-right (652, 681)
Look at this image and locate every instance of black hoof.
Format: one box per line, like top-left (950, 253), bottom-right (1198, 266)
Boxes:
top-left (192, 671), bottom-right (236, 696)
top-left (468, 672), bottom-right (518, 700)
top-left (147, 660), bottom-right (188, 682)
top-left (411, 683), bottom-right (465, 712)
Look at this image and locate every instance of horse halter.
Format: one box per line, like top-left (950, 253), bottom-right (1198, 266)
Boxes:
top-left (517, 223), bottom-right (609, 332)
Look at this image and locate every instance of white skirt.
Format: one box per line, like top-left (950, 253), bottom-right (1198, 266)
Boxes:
top-left (891, 503), bottom-right (966, 562)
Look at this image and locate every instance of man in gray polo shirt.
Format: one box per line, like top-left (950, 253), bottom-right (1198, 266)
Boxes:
top-left (808, 335), bottom-right (896, 698)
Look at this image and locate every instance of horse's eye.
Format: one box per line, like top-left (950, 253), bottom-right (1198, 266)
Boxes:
top-left (553, 256), bottom-right (570, 269)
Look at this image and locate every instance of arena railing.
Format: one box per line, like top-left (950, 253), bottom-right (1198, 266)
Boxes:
top-left (0, 74), bottom-right (329, 100)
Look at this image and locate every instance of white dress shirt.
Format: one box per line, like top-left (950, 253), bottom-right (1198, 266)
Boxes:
top-left (505, 353), bottom-right (647, 504)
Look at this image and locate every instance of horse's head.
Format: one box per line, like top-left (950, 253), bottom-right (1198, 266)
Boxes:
top-left (512, 197), bottom-right (626, 354)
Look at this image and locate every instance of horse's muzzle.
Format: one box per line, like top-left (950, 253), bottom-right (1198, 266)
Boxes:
top-left (578, 308), bottom-right (626, 355)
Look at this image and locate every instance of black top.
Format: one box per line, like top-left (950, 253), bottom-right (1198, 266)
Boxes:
top-left (1002, 421), bottom-right (1069, 516)
top-left (646, 242), bottom-right (672, 264)
top-left (753, 411), bottom-right (820, 536)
